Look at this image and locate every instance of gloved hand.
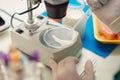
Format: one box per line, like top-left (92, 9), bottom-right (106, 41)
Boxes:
top-left (49, 57), bottom-right (95, 80)
top-left (86, 0), bottom-right (120, 25)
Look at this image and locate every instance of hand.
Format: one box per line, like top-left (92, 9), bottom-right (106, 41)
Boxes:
top-left (86, 0), bottom-right (120, 25)
top-left (49, 57), bottom-right (95, 80)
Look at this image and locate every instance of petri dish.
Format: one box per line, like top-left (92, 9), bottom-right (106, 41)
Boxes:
top-left (42, 27), bottom-right (76, 48)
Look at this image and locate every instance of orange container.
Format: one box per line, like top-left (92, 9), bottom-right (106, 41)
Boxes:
top-left (93, 14), bottom-right (120, 44)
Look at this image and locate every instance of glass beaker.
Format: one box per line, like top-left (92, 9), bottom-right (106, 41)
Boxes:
top-left (62, 2), bottom-right (91, 39)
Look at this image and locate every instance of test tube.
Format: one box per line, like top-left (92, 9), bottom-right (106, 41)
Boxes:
top-left (29, 50), bottom-right (40, 80)
top-left (0, 51), bottom-right (10, 80)
top-left (10, 50), bottom-right (22, 72)
top-left (37, 62), bottom-right (45, 80)
top-left (0, 62), bottom-right (6, 80)
top-left (9, 46), bottom-right (24, 80)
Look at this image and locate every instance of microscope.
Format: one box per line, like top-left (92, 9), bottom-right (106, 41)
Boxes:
top-left (11, 0), bottom-right (82, 65)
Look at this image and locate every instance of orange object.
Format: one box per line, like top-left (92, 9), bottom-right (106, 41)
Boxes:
top-left (9, 45), bottom-right (16, 53)
top-left (98, 19), bottom-right (117, 40)
top-left (9, 45), bottom-right (21, 63)
top-left (9, 45), bottom-right (23, 72)
top-left (116, 34), bottom-right (120, 40)
top-left (93, 14), bottom-right (120, 44)
top-left (10, 51), bottom-right (21, 63)
top-left (49, 17), bottom-right (61, 23)
top-left (99, 34), bottom-right (106, 40)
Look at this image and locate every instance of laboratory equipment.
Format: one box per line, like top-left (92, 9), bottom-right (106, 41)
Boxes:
top-left (62, 4), bottom-right (91, 39)
top-left (36, 62), bottom-right (45, 80)
top-left (44, 0), bottom-right (69, 22)
top-left (0, 16), bottom-right (9, 34)
top-left (11, 0), bottom-right (82, 65)
top-left (9, 46), bottom-right (23, 72)
top-left (28, 50), bottom-right (39, 80)
top-left (93, 14), bottom-right (120, 44)
top-left (0, 16), bottom-right (5, 26)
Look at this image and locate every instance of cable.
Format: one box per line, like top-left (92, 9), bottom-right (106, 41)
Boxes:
top-left (10, 13), bottom-right (20, 28)
top-left (11, 2), bottom-right (40, 28)
top-left (19, 2), bottom-right (40, 15)
top-left (0, 9), bottom-right (23, 22)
